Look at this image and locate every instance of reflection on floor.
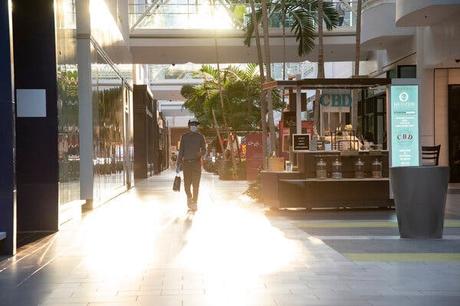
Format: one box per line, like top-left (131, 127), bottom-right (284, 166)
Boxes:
top-left (0, 171), bottom-right (460, 306)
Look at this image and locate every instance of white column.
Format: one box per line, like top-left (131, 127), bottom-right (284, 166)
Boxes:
top-left (296, 86), bottom-right (301, 134)
top-left (416, 27), bottom-right (435, 146)
top-left (76, 0), bottom-right (94, 206)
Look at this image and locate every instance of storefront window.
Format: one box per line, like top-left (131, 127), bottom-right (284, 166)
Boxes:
top-left (56, 0), bottom-right (80, 205)
top-left (91, 46), bottom-right (133, 203)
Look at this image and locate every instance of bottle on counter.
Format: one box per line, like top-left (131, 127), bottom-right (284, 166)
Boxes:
top-left (285, 160), bottom-right (292, 172)
top-left (372, 158), bottom-right (383, 178)
top-left (332, 157), bottom-right (343, 179)
top-left (316, 158), bottom-right (327, 179)
top-left (354, 158), bottom-right (365, 178)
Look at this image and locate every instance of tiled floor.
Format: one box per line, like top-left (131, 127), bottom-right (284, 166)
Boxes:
top-left (1, 171), bottom-right (460, 306)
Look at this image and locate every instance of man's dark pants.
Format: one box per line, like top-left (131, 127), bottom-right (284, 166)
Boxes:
top-left (183, 159), bottom-right (202, 206)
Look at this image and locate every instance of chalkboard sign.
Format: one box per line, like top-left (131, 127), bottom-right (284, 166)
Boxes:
top-left (292, 134), bottom-right (310, 152)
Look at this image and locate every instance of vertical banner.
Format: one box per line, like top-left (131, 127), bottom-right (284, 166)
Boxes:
top-left (390, 84), bottom-right (420, 167)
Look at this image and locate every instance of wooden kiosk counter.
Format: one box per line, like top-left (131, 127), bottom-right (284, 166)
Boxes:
top-left (261, 77), bottom-right (392, 209)
top-left (261, 150), bottom-right (392, 209)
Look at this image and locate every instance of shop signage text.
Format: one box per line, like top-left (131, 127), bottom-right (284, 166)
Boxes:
top-left (390, 84), bottom-right (420, 167)
top-left (319, 93), bottom-right (352, 107)
top-left (292, 134), bottom-right (310, 152)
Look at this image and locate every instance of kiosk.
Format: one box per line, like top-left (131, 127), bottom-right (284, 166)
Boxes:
top-left (261, 78), bottom-right (393, 209)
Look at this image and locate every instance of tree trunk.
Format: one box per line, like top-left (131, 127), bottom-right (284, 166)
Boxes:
top-left (212, 0), bottom-right (237, 178)
top-left (314, 0), bottom-right (325, 134)
top-left (261, 0), bottom-right (277, 156)
top-left (249, 0), bottom-right (268, 169)
top-left (212, 108), bottom-right (224, 153)
top-left (282, 0), bottom-right (286, 81)
top-left (352, 0), bottom-right (362, 132)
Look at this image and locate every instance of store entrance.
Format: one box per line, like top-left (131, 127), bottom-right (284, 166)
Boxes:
top-left (449, 85), bottom-right (460, 182)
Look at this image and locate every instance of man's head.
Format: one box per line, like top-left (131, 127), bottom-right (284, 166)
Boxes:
top-left (188, 118), bottom-right (200, 132)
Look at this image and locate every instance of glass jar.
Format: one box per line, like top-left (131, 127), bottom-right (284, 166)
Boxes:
top-left (354, 158), bottom-right (365, 178)
top-left (372, 158), bottom-right (382, 178)
top-left (316, 158), bottom-right (327, 179)
top-left (285, 160), bottom-right (292, 172)
top-left (310, 135), bottom-right (317, 151)
top-left (332, 158), bottom-right (342, 179)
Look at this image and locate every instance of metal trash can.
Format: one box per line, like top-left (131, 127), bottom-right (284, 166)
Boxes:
top-left (390, 166), bottom-right (449, 239)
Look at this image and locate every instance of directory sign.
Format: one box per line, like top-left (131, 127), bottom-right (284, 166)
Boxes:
top-left (292, 134), bottom-right (310, 152)
top-left (390, 84), bottom-right (420, 167)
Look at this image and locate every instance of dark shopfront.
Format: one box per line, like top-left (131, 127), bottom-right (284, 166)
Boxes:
top-left (133, 85), bottom-right (170, 178)
top-left (449, 85), bottom-right (460, 182)
top-left (358, 88), bottom-right (387, 149)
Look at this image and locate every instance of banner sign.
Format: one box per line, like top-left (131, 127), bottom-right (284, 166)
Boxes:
top-left (292, 134), bottom-right (310, 152)
top-left (390, 84), bottom-right (420, 167)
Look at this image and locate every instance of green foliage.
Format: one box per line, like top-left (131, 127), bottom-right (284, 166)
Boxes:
top-left (57, 68), bottom-right (79, 130)
top-left (241, 0), bottom-right (339, 56)
top-left (181, 64), bottom-right (283, 134)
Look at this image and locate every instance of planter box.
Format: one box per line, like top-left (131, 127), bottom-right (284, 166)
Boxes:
top-left (390, 166), bottom-right (449, 238)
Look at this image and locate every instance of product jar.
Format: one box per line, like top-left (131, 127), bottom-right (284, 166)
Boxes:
top-left (332, 158), bottom-right (343, 179)
top-left (354, 158), bottom-right (365, 178)
top-left (372, 159), bottom-right (382, 178)
top-left (316, 158), bottom-right (327, 179)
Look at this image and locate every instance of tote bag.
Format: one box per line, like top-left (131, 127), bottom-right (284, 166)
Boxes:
top-left (172, 175), bottom-right (181, 192)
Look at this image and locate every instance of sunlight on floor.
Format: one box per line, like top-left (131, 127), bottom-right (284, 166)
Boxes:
top-left (174, 182), bottom-right (302, 274)
top-left (73, 178), bottom-right (303, 292)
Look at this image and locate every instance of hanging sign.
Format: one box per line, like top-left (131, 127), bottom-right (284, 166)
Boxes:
top-left (292, 134), bottom-right (310, 152)
top-left (390, 84), bottom-right (420, 167)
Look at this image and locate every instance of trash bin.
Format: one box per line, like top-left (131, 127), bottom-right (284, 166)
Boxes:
top-left (390, 166), bottom-right (449, 238)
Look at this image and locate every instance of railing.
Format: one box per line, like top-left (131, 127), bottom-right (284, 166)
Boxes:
top-left (362, 0), bottom-right (395, 10)
top-left (128, 1), bottom-right (357, 31)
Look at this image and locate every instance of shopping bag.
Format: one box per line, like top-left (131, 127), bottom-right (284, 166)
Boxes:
top-left (173, 175), bottom-right (181, 192)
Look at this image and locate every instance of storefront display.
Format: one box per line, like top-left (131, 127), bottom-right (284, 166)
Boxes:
top-left (260, 78), bottom-right (392, 209)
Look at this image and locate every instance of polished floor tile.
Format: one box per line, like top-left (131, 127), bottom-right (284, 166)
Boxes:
top-left (0, 171), bottom-right (459, 306)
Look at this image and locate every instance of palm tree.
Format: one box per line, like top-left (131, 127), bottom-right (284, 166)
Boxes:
top-left (181, 64), bottom-right (283, 132)
top-left (243, 0), bottom-right (339, 136)
top-left (260, 0), bottom-right (277, 156)
top-left (249, 0), bottom-right (269, 168)
top-left (244, 0), bottom-right (339, 57)
top-left (211, 0), bottom-right (239, 177)
top-left (314, 0), bottom-right (325, 134)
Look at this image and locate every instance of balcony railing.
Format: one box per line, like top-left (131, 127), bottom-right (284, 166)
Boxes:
top-left (362, 0), bottom-right (395, 11)
top-left (128, 1), bottom-right (357, 31)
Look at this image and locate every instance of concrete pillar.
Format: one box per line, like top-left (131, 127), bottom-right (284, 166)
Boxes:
top-left (416, 27), bottom-right (435, 146)
top-left (0, 0), bottom-right (16, 255)
top-left (76, 0), bottom-right (94, 208)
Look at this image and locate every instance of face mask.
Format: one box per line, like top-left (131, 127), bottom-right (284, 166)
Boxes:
top-left (190, 126), bottom-right (198, 132)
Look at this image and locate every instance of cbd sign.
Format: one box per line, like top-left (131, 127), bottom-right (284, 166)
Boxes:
top-left (319, 94), bottom-right (352, 107)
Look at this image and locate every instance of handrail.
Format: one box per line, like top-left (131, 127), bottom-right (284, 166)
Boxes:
top-left (362, 0), bottom-right (395, 10)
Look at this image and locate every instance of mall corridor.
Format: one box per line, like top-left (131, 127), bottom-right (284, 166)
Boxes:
top-left (0, 171), bottom-right (459, 306)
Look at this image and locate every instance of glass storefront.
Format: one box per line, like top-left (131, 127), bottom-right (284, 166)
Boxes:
top-left (91, 46), bottom-right (134, 203)
top-left (56, 0), bottom-right (134, 205)
top-left (55, 0), bottom-right (80, 206)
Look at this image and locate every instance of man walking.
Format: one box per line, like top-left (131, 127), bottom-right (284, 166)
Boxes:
top-left (176, 118), bottom-right (206, 211)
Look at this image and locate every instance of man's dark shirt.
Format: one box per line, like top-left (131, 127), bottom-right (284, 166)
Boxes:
top-left (178, 131), bottom-right (206, 163)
